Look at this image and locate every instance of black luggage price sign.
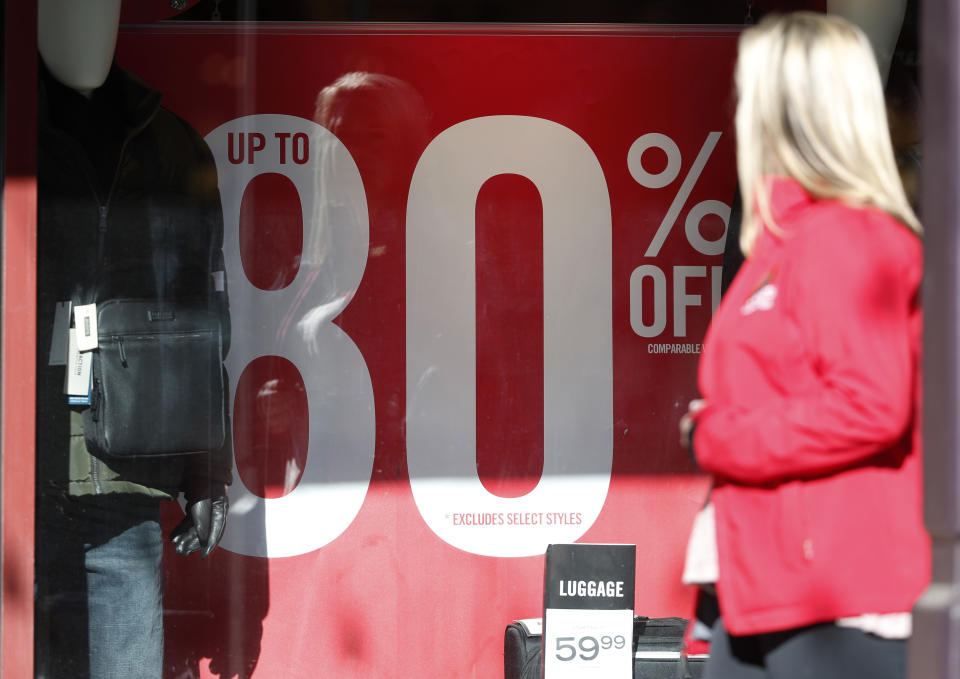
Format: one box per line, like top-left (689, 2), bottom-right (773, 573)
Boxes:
top-left (543, 544), bottom-right (636, 678)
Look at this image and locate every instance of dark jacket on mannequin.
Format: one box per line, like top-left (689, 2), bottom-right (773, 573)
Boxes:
top-left (36, 61), bottom-right (232, 499)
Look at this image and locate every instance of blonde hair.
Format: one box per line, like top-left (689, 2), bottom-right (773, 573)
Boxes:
top-left (735, 12), bottom-right (920, 255)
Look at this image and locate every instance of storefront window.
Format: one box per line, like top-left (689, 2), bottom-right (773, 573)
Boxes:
top-left (23, 1), bottom-right (923, 678)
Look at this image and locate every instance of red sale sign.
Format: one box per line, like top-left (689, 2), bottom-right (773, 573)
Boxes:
top-left (116, 24), bottom-right (738, 678)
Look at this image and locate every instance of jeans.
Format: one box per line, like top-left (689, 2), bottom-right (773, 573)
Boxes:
top-left (36, 492), bottom-right (164, 679)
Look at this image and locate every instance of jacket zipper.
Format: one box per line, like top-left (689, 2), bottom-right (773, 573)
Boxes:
top-left (95, 205), bottom-right (109, 285)
top-left (77, 117), bottom-right (152, 494)
top-left (65, 111), bottom-right (156, 304)
top-left (47, 95), bottom-right (159, 493)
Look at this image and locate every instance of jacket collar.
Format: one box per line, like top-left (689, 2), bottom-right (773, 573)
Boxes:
top-left (763, 176), bottom-right (815, 223)
top-left (39, 60), bottom-right (162, 139)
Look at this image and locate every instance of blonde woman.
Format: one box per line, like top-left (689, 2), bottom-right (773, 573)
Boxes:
top-left (680, 12), bottom-right (928, 679)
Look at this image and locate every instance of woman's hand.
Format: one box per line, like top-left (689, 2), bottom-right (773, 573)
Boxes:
top-left (680, 399), bottom-right (707, 452)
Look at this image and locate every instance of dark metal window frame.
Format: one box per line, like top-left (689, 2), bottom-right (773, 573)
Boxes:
top-left (910, 2), bottom-right (960, 676)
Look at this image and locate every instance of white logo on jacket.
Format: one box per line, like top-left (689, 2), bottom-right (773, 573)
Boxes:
top-left (741, 284), bottom-right (778, 315)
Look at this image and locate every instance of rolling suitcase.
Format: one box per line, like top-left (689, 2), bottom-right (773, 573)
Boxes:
top-left (504, 616), bottom-right (707, 679)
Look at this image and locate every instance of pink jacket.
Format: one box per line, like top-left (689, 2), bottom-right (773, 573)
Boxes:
top-left (692, 178), bottom-right (930, 636)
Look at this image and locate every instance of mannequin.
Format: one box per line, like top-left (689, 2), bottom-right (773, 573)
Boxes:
top-left (36, 1), bottom-right (230, 677)
top-left (37, 0), bottom-right (120, 96)
top-left (827, 0), bottom-right (908, 83)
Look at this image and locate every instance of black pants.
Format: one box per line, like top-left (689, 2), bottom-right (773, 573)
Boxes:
top-left (704, 618), bottom-right (906, 679)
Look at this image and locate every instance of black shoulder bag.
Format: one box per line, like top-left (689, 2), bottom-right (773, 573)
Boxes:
top-left (82, 298), bottom-right (226, 457)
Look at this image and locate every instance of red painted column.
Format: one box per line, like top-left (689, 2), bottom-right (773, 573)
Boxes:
top-left (2, 2), bottom-right (37, 677)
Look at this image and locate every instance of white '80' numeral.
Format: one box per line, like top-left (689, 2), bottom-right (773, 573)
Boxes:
top-left (207, 114), bottom-right (614, 558)
top-left (206, 114), bottom-right (376, 558)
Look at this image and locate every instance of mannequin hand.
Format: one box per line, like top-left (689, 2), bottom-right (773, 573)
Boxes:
top-left (170, 487), bottom-right (228, 558)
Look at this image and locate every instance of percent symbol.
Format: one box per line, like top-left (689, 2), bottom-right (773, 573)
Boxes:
top-left (627, 132), bottom-right (730, 258)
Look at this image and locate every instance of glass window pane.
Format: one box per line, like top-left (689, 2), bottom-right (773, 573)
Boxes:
top-left (31, 2), bottom-right (921, 677)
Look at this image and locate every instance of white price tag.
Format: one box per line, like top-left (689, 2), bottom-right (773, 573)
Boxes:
top-left (544, 608), bottom-right (633, 678)
top-left (64, 328), bottom-right (93, 405)
top-left (73, 303), bottom-right (99, 352)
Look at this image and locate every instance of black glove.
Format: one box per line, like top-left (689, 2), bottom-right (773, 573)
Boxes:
top-left (170, 483), bottom-right (228, 558)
